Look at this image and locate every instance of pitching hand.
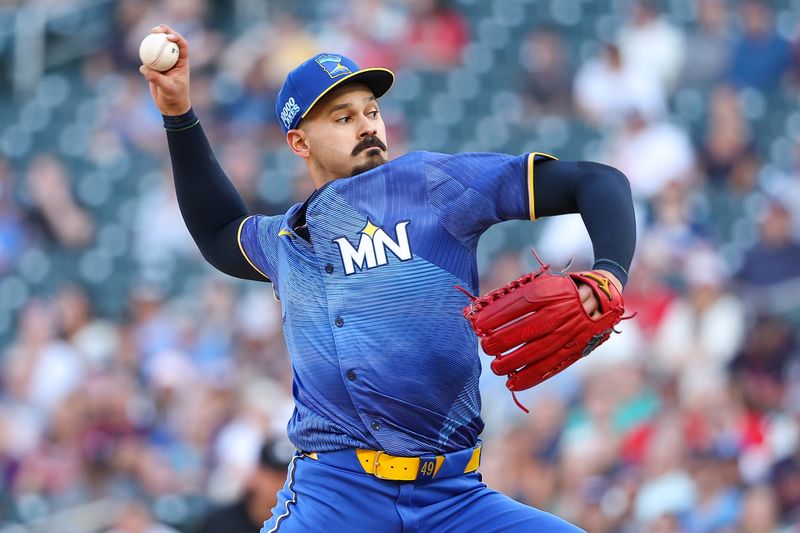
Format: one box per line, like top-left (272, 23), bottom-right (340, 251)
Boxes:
top-left (139, 24), bottom-right (191, 116)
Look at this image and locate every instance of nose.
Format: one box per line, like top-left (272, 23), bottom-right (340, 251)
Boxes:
top-left (357, 114), bottom-right (377, 139)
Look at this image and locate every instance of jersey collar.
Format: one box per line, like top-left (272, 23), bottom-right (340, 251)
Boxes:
top-left (287, 179), bottom-right (338, 242)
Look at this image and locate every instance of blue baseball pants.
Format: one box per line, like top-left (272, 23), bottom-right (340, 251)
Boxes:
top-left (260, 450), bottom-right (584, 532)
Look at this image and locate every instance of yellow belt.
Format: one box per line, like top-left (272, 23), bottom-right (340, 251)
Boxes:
top-left (304, 445), bottom-right (482, 481)
top-left (352, 445), bottom-right (482, 481)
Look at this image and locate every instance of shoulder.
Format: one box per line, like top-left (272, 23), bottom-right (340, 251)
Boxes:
top-left (388, 150), bottom-right (504, 166)
top-left (249, 205), bottom-right (297, 228)
top-left (415, 151), bottom-right (519, 169)
top-left (242, 206), bottom-right (298, 243)
top-left (388, 150), bottom-right (435, 167)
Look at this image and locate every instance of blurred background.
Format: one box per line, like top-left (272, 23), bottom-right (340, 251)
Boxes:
top-left (0, 0), bottom-right (799, 531)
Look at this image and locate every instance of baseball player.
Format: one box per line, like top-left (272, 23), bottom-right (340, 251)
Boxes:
top-left (141, 25), bottom-right (635, 533)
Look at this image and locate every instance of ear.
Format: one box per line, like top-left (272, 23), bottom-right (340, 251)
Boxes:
top-left (287, 129), bottom-right (310, 159)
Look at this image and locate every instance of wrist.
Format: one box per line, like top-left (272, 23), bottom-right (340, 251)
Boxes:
top-left (163, 107), bottom-right (199, 131)
top-left (592, 259), bottom-right (628, 290)
top-left (593, 269), bottom-right (623, 293)
top-left (161, 100), bottom-right (192, 117)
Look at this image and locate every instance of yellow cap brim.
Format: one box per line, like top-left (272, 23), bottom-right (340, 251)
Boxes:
top-left (299, 67), bottom-right (395, 122)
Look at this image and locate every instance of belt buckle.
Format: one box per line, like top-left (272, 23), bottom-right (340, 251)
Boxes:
top-left (372, 451), bottom-right (388, 479)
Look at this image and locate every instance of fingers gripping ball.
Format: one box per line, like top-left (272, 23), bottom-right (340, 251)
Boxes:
top-left (460, 250), bottom-right (627, 411)
top-left (139, 33), bottom-right (179, 72)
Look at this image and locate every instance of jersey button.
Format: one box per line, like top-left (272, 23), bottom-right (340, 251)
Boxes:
top-left (347, 370), bottom-right (356, 381)
top-left (335, 317), bottom-right (344, 327)
top-left (371, 422), bottom-right (381, 431)
top-left (325, 263), bottom-right (334, 274)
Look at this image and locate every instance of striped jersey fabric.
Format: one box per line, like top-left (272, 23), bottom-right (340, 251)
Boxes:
top-left (240, 150), bottom-right (553, 455)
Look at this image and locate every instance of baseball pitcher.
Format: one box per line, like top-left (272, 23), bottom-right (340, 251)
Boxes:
top-left (140, 25), bottom-right (635, 533)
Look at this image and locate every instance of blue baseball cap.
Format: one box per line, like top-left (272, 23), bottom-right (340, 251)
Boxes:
top-left (275, 53), bottom-right (394, 134)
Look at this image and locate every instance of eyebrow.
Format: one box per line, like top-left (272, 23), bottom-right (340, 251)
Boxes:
top-left (328, 96), bottom-right (377, 114)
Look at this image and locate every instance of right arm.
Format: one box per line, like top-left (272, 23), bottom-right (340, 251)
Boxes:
top-left (139, 25), bottom-right (267, 281)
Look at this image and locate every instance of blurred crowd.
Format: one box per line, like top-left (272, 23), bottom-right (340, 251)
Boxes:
top-left (1, 0), bottom-right (800, 531)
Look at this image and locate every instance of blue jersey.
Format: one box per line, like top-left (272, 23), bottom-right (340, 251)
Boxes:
top-left (239, 150), bottom-right (555, 456)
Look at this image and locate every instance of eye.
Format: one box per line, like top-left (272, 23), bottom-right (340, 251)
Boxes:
top-left (336, 116), bottom-right (351, 124)
top-left (368, 110), bottom-right (379, 119)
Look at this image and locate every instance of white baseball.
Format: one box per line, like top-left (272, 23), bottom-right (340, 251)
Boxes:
top-left (139, 33), bottom-right (179, 72)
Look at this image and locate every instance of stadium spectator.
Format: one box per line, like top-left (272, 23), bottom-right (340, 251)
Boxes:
top-left (195, 437), bottom-right (293, 533)
top-left (683, 449), bottom-right (742, 532)
top-left (4, 300), bottom-right (85, 417)
top-left (132, 166), bottom-right (197, 282)
top-left (619, 248), bottom-right (677, 343)
top-left (605, 108), bottom-right (695, 201)
top-left (54, 284), bottom-right (119, 369)
top-left (738, 485), bottom-right (779, 533)
top-left (402, 0), bottom-right (468, 70)
top-left (573, 43), bottom-right (666, 129)
top-left (770, 454), bottom-right (800, 526)
top-left (633, 417), bottom-right (697, 524)
top-left (736, 200), bottom-right (800, 293)
top-left (698, 84), bottom-right (754, 187)
top-left (640, 182), bottom-right (705, 273)
top-left (729, 314), bottom-right (796, 413)
top-left (214, 55), bottom-right (278, 134)
top-left (679, 0), bottom-right (732, 89)
top-left (652, 246), bottom-right (745, 394)
top-left (617, 0), bottom-right (686, 92)
top-left (728, 1), bottom-right (793, 91)
top-left (518, 27), bottom-right (573, 117)
top-left (22, 155), bottom-right (95, 250)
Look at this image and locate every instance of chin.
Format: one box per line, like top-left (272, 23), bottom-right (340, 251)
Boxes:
top-left (350, 154), bottom-right (387, 177)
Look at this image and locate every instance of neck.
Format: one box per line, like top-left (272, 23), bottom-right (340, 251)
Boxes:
top-left (307, 160), bottom-right (339, 189)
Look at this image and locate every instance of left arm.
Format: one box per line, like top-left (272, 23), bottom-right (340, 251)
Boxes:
top-left (458, 156), bottom-right (636, 399)
top-left (424, 152), bottom-right (635, 295)
top-left (532, 159), bottom-right (636, 293)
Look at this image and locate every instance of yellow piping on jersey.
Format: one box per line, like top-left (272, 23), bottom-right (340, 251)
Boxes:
top-left (278, 228), bottom-right (292, 237)
top-left (237, 215), bottom-right (270, 280)
top-left (527, 152), bottom-right (558, 220)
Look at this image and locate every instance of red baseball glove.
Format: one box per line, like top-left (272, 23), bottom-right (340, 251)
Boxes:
top-left (460, 251), bottom-right (626, 411)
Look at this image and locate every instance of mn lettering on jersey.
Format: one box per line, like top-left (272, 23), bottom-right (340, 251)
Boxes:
top-left (333, 220), bottom-right (412, 275)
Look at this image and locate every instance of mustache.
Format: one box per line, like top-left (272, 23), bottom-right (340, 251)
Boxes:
top-left (352, 136), bottom-right (386, 156)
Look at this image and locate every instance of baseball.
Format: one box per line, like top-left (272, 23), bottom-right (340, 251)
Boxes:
top-left (139, 33), bottom-right (179, 72)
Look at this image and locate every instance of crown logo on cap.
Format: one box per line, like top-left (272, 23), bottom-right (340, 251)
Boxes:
top-left (315, 55), bottom-right (352, 78)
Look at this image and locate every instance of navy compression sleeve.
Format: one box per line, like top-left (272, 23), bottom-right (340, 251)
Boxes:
top-left (164, 108), bottom-right (267, 281)
top-left (533, 159), bottom-right (636, 286)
